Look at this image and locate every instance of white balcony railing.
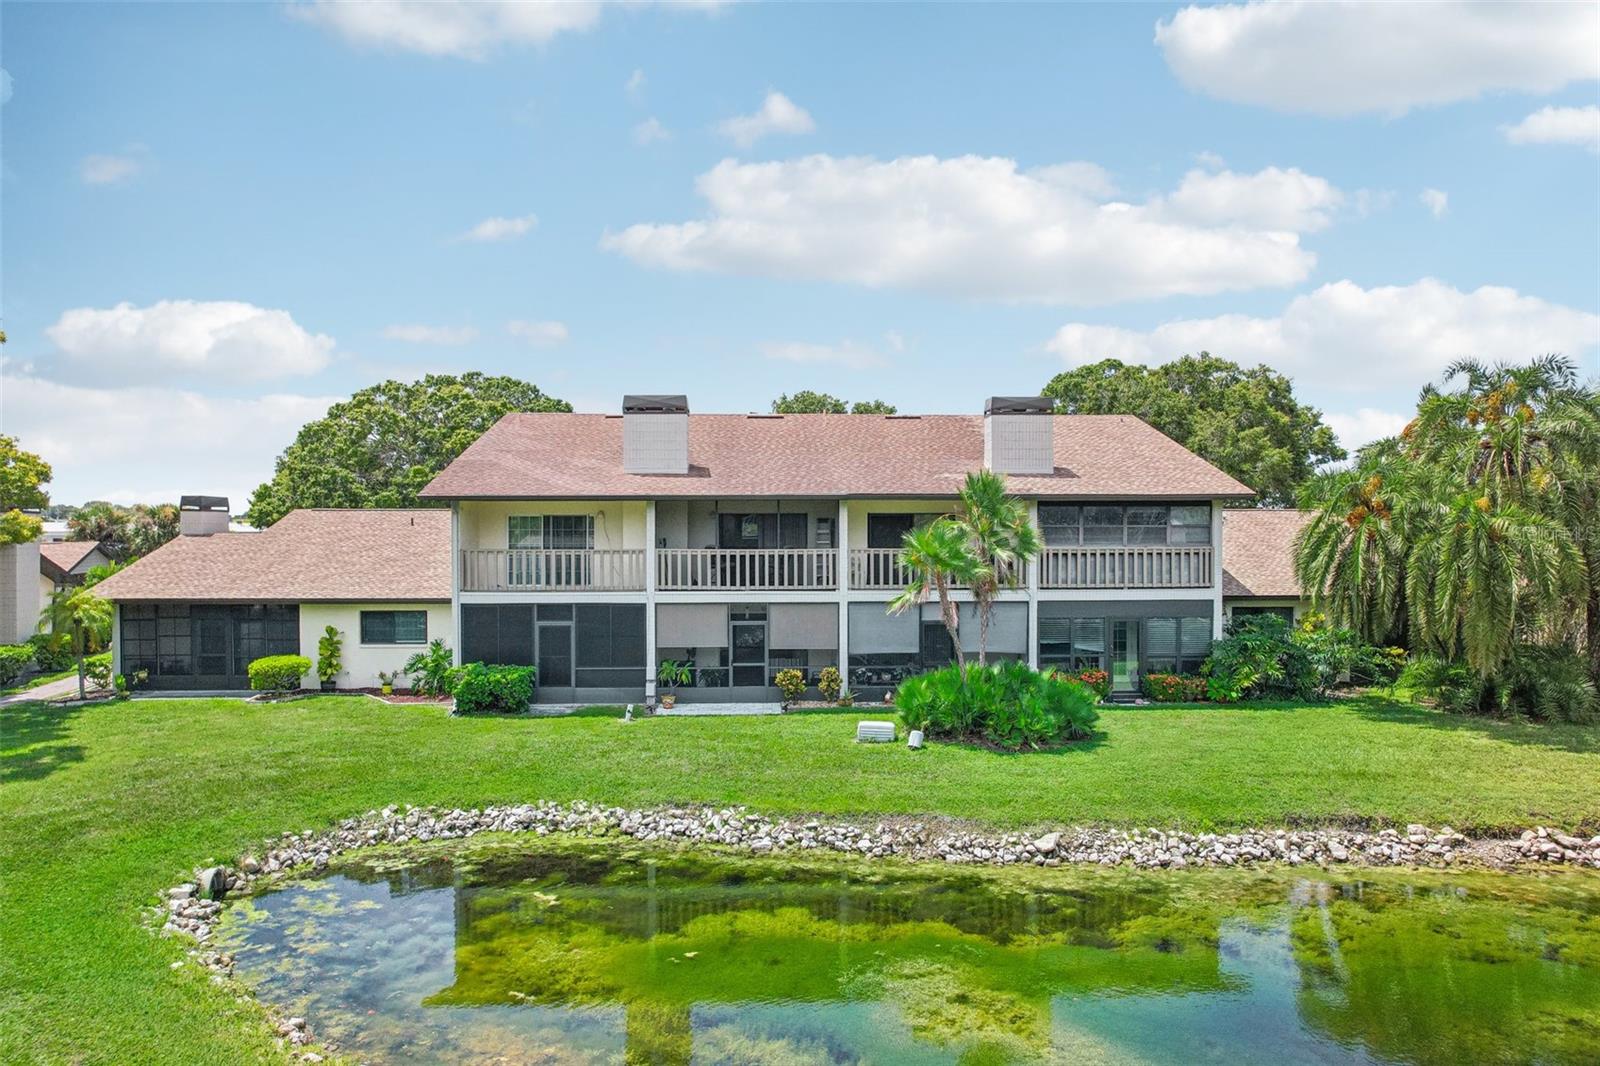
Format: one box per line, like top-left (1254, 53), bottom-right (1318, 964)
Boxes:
top-left (657, 548), bottom-right (837, 591)
top-left (848, 548), bottom-right (912, 590)
top-left (462, 549), bottom-right (646, 592)
top-left (1039, 545), bottom-right (1213, 589)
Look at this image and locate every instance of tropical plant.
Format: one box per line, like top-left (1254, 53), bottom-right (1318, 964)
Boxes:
top-left (1202, 614), bottom-right (1311, 703)
top-left (26, 633), bottom-right (73, 673)
top-left (894, 661), bottom-right (1098, 750)
top-left (84, 653), bottom-right (113, 692)
top-left (247, 654), bottom-right (311, 695)
top-left (656, 659), bottom-right (692, 699)
top-left (67, 501), bottom-right (181, 560)
top-left (376, 670), bottom-right (399, 693)
top-left (773, 668), bottom-right (806, 705)
top-left (817, 665), bottom-right (842, 702)
top-left (889, 519), bottom-right (982, 666)
top-left (450, 663), bottom-right (536, 714)
top-left (1073, 668), bottom-right (1111, 701)
top-left (404, 638), bottom-right (455, 696)
top-left (316, 625), bottom-right (343, 686)
top-left (951, 470), bottom-right (1042, 666)
top-left (1141, 673), bottom-right (1207, 702)
top-left (39, 586), bottom-right (113, 700)
top-left (0, 644), bottom-right (33, 688)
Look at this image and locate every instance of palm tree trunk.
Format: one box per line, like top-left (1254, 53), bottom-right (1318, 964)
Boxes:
top-left (76, 654), bottom-right (86, 701)
top-left (977, 590), bottom-right (992, 667)
top-left (935, 575), bottom-right (963, 666)
top-left (1587, 584), bottom-right (1600, 683)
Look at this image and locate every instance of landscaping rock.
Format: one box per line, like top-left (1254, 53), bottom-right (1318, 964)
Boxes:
top-left (197, 866), bottom-right (230, 901)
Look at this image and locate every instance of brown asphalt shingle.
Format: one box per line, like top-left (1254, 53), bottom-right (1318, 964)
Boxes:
top-left (1221, 509), bottom-right (1312, 598)
top-left (420, 413), bottom-right (1253, 500)
top-left (39, 540), bottom-right (102, 573)
top-left (91, 509), bottom-right (451, 603)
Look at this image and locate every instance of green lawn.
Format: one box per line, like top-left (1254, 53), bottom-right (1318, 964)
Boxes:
top-left (3, 693), bottom-right (1598, 1063)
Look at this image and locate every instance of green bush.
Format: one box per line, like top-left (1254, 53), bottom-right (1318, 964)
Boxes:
top-left (773, 668), bottom-right (806, 704)
top-left (1405, 645), bottom-right (1598, 723)
top-left (1074, 668), bottom-right (1111, 700)
top-left (1204, 614), bottom-right (1307, 702)
top-left (27, 634), bottom-right (73, 673)
top-left (248, 654), bottom-right (311, 693)
top-left (404, 638), bottom-right (455, 696)
top-left (84, 652), bottom-right (113, 691)
top-left (450, 662), bottom-right (536, 715)
top-left (894, 661), bottom-right (1098, 750)
top-left (1142, 673), bottom-right (1207, 702)
top-left (817, 666), bottom-right (842, 702)
top-left (0, 644), bottom-right (33, 687)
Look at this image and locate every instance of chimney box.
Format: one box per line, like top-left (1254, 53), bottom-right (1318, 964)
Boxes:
top-left (983, 397), bottom-right (1054, 475)
top-left (622, 395), bottom-right (689, 474)
top-left (178, 495), bottom-right (231, 536)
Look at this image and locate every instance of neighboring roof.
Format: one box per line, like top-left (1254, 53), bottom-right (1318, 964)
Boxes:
top-left (39, 540), bottom-right (104, 583)
top-left (1221, 509), bottom-right (1313, 598)
top-left (92, 509), bottom-right (451, 603)
top-left (420, 413), bottom-right (1253, 500)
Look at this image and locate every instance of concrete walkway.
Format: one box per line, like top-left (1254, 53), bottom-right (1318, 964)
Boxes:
top-left (655, 702), bottom-right (784, 716)
top-left (0, 675), bottom-right (88, 707)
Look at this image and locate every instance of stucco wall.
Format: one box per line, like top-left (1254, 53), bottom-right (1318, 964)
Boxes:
top-left (457, 501), bottom-right (647, 553)
top-left (297, 602), bottom-right (455, 689)
top-left (844, 499), bottom-right (956, 549)
top-left (0, 542), bottom-right (41, 644)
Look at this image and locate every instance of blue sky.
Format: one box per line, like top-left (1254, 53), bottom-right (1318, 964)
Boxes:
top-left (3, 1), bottom-right (1598, 508)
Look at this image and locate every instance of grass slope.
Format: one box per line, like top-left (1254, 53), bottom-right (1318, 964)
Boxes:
top-left (3, 694), bottom-right (1598, 1063)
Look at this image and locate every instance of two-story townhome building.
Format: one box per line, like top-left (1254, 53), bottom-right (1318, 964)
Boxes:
top-left (94, 395), bottom-right (1258, 701)
top-left (418, 395), bottom-right (1251, 704)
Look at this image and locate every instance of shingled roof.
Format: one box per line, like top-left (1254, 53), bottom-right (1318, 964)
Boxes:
top-left (92, 509), bottom-right (451, 603)
top-left (1221, 509), bottom-right (1312, 598)
top-left (39, 540), bottom-right (103, 581)
top-left (420, 413), bottom-right (1253, 500)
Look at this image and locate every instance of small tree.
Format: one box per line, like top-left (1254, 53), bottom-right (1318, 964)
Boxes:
top-left (952, 471), bottom-right (1040, 666)
top-left (40, 586), bottom-right (113, 700)
top-left (889, 520), bottom-right (982, 667)
top-left (316, 625), bottom-right (343, 688)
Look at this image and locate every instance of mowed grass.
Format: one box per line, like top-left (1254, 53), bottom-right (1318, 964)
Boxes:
top-left (3, 693), bottom-right (1599, 1063)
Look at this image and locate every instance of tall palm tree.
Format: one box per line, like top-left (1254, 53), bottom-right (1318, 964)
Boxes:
top-left (889, 519), bottom-right (981, 667)
top-left (952, 470), bottom-right (1041, 666)
top-left (41, 586), bottom-right (114, 700)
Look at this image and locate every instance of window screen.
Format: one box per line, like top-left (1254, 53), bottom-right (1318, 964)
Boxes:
top-left (1038, 504), bottom-right (1080, 546)
top-left (361, 610), bottom-right (428, 645)
top-left (1145, 615), bottom-right (1211, 673)
top-left (573, 604), bottom-right (646, 688)
top-left (1169, 505), bottom-right (1212, 545)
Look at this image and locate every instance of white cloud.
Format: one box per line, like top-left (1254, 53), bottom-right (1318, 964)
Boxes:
top-left (626, 68), bottom-right (646, 96)
top-left (759, 339), bottom-right (890, 370)
top-left (0, 370), bottom-right (337, 508)
top-left (1324, 408), bottom-right (1411, 452)
top-left (506, 320), bottom-right (569, 346)
top-left (1503, 105), bottom-right (1600, 153)
top-left (79, 152), bottom-right (144, 186)
top-left (1155, 1), bottom-right (1600, 116)
top-left (1157, 166), bottom-right (1344, 232)
top-left (716, 91), bottom-right (816, 147)
top-left (1044, 278), bottom-right (1600, 392)
top-left (45, 299), bottom-right (334, 382)
top-left (633, 117), bottom-right (671, 145)
top-left (603, 154), bottom-right (1327, 305)
top-left (1193, 150), bottom-right (1226, 170)
top-left (1420, 188), bottom-right (1449, 219)
top-left (457, 213), bottom-right (537, 242)
top-left (381, 323), bottom-right (478, 345)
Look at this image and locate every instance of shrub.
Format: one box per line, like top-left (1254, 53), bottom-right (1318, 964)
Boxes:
top-left (1407, 645), bottom-right (1600, 723)
top-left (894, 661), bottom-right (1098, 750)
top-left (773, 668), bottom-right (806, 704)
top-left (451, 662), bottom-right (536, 714)
top-left (1074, 668), bottom-right (1111, 701)
top-left (248, 654), bottom-right (311, 693)
top-left (404, 639), bottom-right (455, 696)
top-left (316, 625), bottom-right (343, 685)
top-left (1142, 673), bottom-right (1207, 702)
top-left (84, 652), bottom-right (113, 691)
top-left (817, 666), bottom-right (842, 702)
top-left (27, 634), bottom-right (73, 673)
top-left (1204, 614), bottom-right (1314, 702)
top-left (0, 644), bottom-right (32, 687)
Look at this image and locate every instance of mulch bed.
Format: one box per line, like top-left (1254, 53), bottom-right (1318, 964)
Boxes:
top-left (348, 688), bottom-right (452, 705)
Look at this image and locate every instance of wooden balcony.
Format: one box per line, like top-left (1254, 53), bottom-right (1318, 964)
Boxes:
top-left (461, 549), bottom-right (646, 592)
top-left (1039, 545), bottom-right (1213, 589)
top-left (657, 548), bottom-right (837, 591)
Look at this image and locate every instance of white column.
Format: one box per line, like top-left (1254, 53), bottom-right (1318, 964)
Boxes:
top-left (110, 606), bottom-right (123, 677)
top-left (644, 500), bottom-right (658, 703)
top-left (450, 501), bottom-right (462, 666)
top-left (836, 499), bottom-right (850, 695)
top-left (1026, 499), bottom-right (1040, 669)
top-left (1211, 500), bottom-right (1226, 639)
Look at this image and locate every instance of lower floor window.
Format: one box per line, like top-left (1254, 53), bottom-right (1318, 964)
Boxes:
top-left (361, 610), bottom-right (428, 645)
top-left (1144, 616), bottom-right (1212, 674)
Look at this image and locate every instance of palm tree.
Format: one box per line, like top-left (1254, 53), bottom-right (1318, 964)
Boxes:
top-left (952, 470), bottom-right (1041, 665)
top-left (41, 586), bottom-right (113, 700)
top-left (889, 519), bottom-right (981, 667)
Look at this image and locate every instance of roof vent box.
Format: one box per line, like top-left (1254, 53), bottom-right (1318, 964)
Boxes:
top-left (622, 395), bottom-right (690, 474)
top-left (178, 495), bottom-right (231, 536)
top-left (983, 396), bottom-right (1054, 475)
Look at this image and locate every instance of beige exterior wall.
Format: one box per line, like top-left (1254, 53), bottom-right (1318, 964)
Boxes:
top-left (843, 498), bottom-right (956, 549)
top-left (297, 602), bottom-right (454, 689)
top-left (457, 501), bottom-right (648, 553)
top-left (0, 542), bottom-right (41, 644)
top-left (656, 499), bottom-right (837, 550)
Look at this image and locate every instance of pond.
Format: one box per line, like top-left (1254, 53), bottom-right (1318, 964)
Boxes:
top-left (215, 840), bottom-right (1600, 1065)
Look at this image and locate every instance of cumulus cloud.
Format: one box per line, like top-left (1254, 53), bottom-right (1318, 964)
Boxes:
top-left (626, 68), bottom-right (646, 96)
top-left (1044, 278), bottom-right (1600, 392)
top-left (382, 323), bottom-right (478, 345)
top-left (80, 151), bottom-right (145, 186)
top-left (1420, 188), bottom-right (1449, 219)
top-left (457, 213), bottom-right (537, 242)
top-left (603, 154), bottom-right (1330, 305)
top-left (1503, 105), bottom-right (1600, 153)
top-left (1155, 1), bottom-right (1600, 116)
top-left (633, 117), bottom-right (671, 145)
top-left (759, 339), bottom-right (890, 370)
top-left (45, 299), bottom-right (334, 382)
top-left (1324, 408), bottom-right (1412, 452)
top-left (0, 370), bottom-right (337, 508)
top-left (716, 91), bottom-right (815, 147)
top-left (506, 320), bottom-right (569, 346)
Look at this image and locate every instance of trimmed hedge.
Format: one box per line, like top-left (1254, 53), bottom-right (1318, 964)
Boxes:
top-left (1073, 668), bottom-right (1111, 701)
top-left (1142, 673), bottom-right (1207, 702)
top-left (895, 661), bottom-right (1099, 750)
top-left (0, 644), bottom-right (33, 687)
top-left (27, 634), bottom-right (73, 673)
top-left (248, 655), bottom-right (311, 693)
top-left (450, 663), bottom-right (536, 715)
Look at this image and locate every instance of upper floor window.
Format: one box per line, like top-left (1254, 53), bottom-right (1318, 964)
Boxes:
top-left (361, 610), bottom-right (428, 645)
top-left (509, 515), bottom-right (595, 550)
top-left (1039, 503), bottom-right (1212, 547)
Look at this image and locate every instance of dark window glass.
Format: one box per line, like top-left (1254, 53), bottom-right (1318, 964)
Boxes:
top-left (1038, 504), bottom-right (1080, 546)
top-left (1082, 505), bottom-right (1125, 545)
top-left (462, 604), bottom-right (499, 664)
top-left (1169, 504), bottom-right (1212, 545)
top-left (779, 513), bottom-right (808, 548)
top-left (1126, 506), bottom-right (1169, 545)
top-left (497, 605), bottom-right (534, 666)
top-left (360, 610), bottom-right (428, 645)
top-left (867, 514), bottom-right (915, 549)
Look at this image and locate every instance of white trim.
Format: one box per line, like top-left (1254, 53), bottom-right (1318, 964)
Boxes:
top-left (644, 500), bottom-right (658, 701)
top-left (837, 500), bottom-right (850, 695)
top-left (450, 502), bottom-right (462, 667)
top-left (1026, 499), bottom-right (1040, 668)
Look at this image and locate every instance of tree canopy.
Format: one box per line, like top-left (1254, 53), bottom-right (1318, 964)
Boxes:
top-left (772, 391), bottom-right (897, 414)
top-left (0, 435), bottom-right (51, 544)
top-left (1041, 355), bottom-right (1344, 506)
top-left (69, 502), bottom-right (180, 560)
top-left (245, 373), bottom-right (570, 527)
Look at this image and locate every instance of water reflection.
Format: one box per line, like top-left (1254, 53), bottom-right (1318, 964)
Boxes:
top-left (214, 844), bottom-right (1600, 1065)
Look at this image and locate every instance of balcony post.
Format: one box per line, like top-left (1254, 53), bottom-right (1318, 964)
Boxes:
top-left (645, 501), bottom-right (658, 703)
top-left (1026, 500), bottom-right (1039, 669)
top-left (450, 501), bottom-right (462, 667)
top-left (1211, 500), bottom-right (1225, 639)
top-left (837, 499), bottom-right (850, 696)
